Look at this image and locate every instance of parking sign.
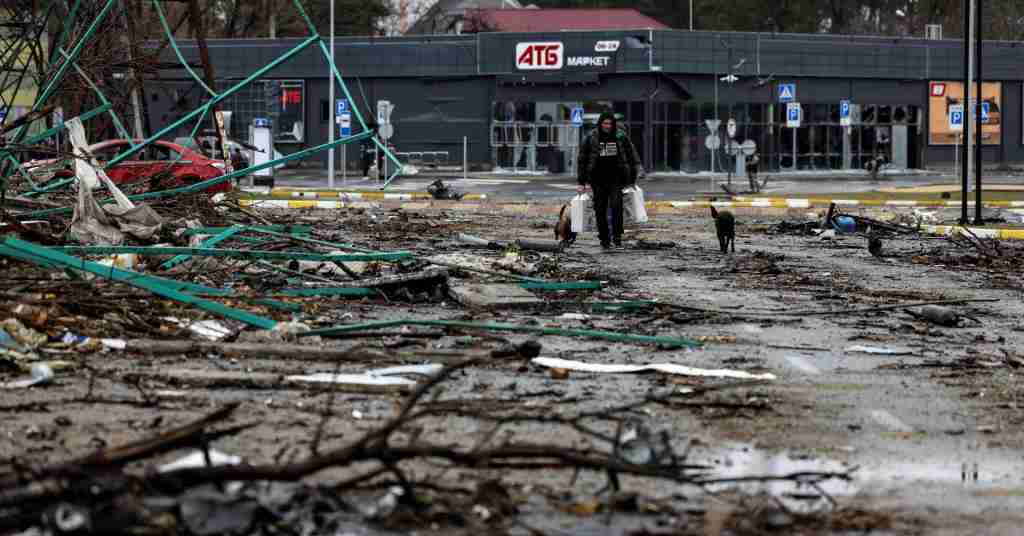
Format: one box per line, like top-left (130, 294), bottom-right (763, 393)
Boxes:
top-left (786, 102), bottom-right (801, 128)
top-left (948, 104), bottom-right (963, 131)
top-left (980, 101), bottom-right (990, 123)
top-left (839, 100), bottom-right (851, 126)
top-left (336, 99), bottom-right (348, 116)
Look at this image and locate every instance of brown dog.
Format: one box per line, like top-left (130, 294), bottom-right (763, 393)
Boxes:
top-left (554, 203), bottom-right (577, 246)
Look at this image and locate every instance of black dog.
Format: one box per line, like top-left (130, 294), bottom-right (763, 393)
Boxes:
top-left (710, 205), bottom-right (735, 254)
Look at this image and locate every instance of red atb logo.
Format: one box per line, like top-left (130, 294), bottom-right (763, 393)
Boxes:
top-left (516, 42), bottom-right (564, 70)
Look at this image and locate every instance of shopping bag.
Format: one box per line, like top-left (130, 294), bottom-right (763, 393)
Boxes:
top-left (570, 193), bottom-right (595, 233)
top-left (622, 185), bottom-right (649, 224)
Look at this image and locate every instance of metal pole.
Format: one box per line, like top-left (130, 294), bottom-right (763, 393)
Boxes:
top-left (960, 0), bottom-right (971, 224)
top-left (463, 136), bottom-right (468, 180)
top-left (954, 136), bottom-right (959, 176)
top-left (328, 0), bottom-right (335, 188)
top-left (342, 145), bottom-right (347, 183)
top-left (974, 0), bottom-right (983, 224)
top-left (690, 0), bottom-right (694, 31)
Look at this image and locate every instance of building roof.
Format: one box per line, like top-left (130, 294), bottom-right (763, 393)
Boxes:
top-left (408, 0), bottom-right (523, 35)
top-left (466, 8), bottom-right (669, 33)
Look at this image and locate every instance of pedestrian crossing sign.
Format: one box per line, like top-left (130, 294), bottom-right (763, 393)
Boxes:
top-left (778, 83), bottom-right (796, 102)
top-left (571, 107), bottom-right (584, 126)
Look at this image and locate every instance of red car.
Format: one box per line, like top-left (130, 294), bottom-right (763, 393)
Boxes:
top-left (29, 139), bottom-right (232, 194)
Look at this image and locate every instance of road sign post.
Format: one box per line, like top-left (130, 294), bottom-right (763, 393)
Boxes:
top-left (704, 119), bottom-right (721, 174)
top-left (786, 102), bottom-right (801, 170)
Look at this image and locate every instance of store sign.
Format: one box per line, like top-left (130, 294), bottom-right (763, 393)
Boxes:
top-left (515, 41), bottom-right (613, 70)
top-left (516, 42), bottom-right (563, 70)
top-left (567, 56), bottom-right (610, 67)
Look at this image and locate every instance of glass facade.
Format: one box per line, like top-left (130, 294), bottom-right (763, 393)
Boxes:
top-left (491, 99), bottom-right (922, 173)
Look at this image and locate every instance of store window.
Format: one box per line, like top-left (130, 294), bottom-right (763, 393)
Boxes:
top-left (274, 80), bottom-right (305, 144)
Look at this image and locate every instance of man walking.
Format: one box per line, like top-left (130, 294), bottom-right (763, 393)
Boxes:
top-left (577, 111), bottom-right (642, 249)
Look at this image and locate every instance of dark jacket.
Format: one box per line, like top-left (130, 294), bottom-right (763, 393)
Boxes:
top-left (577, 126), bottom-right (643, 188)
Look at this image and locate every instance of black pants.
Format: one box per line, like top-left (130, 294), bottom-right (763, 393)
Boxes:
top-left (592, 185), bottom-right (623, 245)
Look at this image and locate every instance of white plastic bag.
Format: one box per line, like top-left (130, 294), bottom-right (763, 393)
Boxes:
top-left (622, 185), bottom-right (649, 224)
top-left (570, 193), bottom-right (595, 233)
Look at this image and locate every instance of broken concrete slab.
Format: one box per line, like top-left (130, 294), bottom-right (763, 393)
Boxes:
top-left (449, 283), bottom-right (543, 309)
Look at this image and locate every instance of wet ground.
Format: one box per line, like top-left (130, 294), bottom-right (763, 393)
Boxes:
top-left (2, 205), bottom-right (1024, 534)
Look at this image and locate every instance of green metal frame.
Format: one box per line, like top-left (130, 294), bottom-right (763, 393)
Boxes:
top-left (182, 225), bottom-right (312, 237)
top-left (0, 237), bottom-right (277, 329)
top-left (56, 245), bottom-right (413, 263)
top-left (4, 0), bottom-right (404, 203)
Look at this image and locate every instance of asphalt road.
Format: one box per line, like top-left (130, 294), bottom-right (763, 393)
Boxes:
top-left (266, 169), bottom-right (986, 201)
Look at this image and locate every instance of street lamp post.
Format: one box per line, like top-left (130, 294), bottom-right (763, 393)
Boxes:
top-left (328, 0), bottom-right (336, 188)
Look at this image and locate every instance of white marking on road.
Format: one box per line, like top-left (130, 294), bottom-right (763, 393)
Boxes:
top-left (870, 409), bottom-right (912, 432)
top-left (784, 355), bottom-right (820, 375)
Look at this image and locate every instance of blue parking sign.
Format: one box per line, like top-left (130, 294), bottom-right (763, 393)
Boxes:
top-left (839, 100), bottom-right (851, 126)
top-left (336, 99), bottom-right (348, 116)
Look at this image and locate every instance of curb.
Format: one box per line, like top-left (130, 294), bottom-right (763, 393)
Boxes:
top-left (922, 225), bottom-right (1024, 240)
top-left (248, 190), bottom-right (487, 201)
top-left (732, 196), bottom-right (1024, 209)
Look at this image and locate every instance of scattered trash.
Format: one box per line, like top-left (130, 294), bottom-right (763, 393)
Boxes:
top-left (549, 367), bottom-right (571, 380)
top-left (834, 216), bottom-right (857, 234)
top-left (189, 320), bottom-right (234, 341)
top-left (286, 364), bottom-right (443, 389)
top-left (531, 357), bottom-right (776, 380)
top-left (845, 345), bottom-right (915, 356)
top-left (159, 449), bottom-right (243, 474)
top-left (427, 179), bottom-right (463, 200)
top-left (1, 363), bottom-right (54, 389)
top-left (910, 305), bottom-right (962, 327)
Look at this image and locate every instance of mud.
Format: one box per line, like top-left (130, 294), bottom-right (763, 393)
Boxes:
top-left (2, 207), bottom-right (1023, 534)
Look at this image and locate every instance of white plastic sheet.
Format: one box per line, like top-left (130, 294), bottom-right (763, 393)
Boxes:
top-left (532, 357), bottom-right (776, 380)
top-left (622, 185), bottom-right (649, 224)
top-left (570, 193), bottom-right (596, 233)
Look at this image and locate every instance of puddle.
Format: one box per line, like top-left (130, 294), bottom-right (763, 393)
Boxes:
top-left (699, 443), bottom-right (1024, 510)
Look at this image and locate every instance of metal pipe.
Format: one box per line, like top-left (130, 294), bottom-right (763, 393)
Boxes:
top-left (329, 0), bottom-right (336, 189)
top-left (960, 0), bottom-right (971, 224)
top-left (974, 0), bottom-right (983, 224)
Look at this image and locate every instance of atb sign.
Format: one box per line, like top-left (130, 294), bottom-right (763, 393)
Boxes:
top-left (786, 102), bottom-right (801, 128)
top-left (839, 100), bottom-right (851, 126)
top-left (948, 104), bottom-right (964, 132)
top-left (515, 42), bottom-right (564, 70)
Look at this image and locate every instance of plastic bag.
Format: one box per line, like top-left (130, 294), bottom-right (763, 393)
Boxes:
top-left (570, 193), bottom-right (595, 233)
top-left (622, 185), bottom-right (649, 224)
